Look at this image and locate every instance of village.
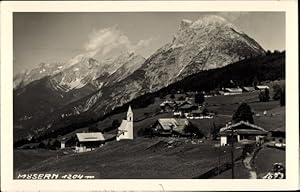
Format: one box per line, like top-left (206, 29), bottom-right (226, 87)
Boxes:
top-left (15, 80), bottom-right (285, 179)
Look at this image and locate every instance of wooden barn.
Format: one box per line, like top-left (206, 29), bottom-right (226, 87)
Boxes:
top-left (219, 121), bottom-right (268, 146)
top-left (153, 118), bottom-right (191, 137)
top-left (160, 100), bottom-right (177, 112)
top-left (75, 132), bottom-right (105, 153)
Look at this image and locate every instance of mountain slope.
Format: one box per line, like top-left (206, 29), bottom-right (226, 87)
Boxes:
top-left (13, 51), bottom-right (284, 143)
top-left (13, 51), bottom-right (145, 122)
top-left (76, 15), bottom-right (265, 115)
top-left (14, 15), bottom-right (266, 138)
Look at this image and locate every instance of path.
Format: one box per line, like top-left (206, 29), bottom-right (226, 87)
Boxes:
top-left (243, 153), bottom-right (257, 179)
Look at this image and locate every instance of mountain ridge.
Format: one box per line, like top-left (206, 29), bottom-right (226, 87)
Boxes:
top-left (14, 15), bottom-right (266, 138)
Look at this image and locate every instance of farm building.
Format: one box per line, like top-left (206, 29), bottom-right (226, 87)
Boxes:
top-left (219, 121), bottom-right (268, 146)
top-left (268, 127), bottom-right (285, 144)
top-left (173, 101), bottom-right (198, 116)
top-left (256, 85), bottom-right (270, 90)
top-left (75, 132), bottom-right (105, 153)
top-left (242, 86), bottom-right (256, 92)
top-left (186, 107), bottom-right (211, 119)
top-left (160, 100), bottom-right (177, 112)
top-left (116, 106), bottom-right (134, 141)
top-left (153, 118), bottom-right (192, 137)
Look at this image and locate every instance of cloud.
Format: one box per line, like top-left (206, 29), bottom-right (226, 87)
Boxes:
top-left (82, 27), bottom-right (153, 59)
top-left (135, 38), bottom-right (153, 49)
top-left (217, 12), bottom-right (249, 23)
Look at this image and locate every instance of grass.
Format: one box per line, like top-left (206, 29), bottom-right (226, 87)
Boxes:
top-left (212, 160), bottom-right (250, 179)
top-left (14, 138), bottom-right (243, 179)
top-left (253, 147), bottom-right (285, 178)
top-left (14, 80), bottom-right (285, 178)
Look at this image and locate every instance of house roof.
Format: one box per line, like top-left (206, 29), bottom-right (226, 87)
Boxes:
top-left (157, 118), bottom-right (189, 132)
top-left (256, 85), bottom-right (270, 89)
top-left (225, 88), bottom-right (243, 92)
top-left (243, 87), bottom-right (256, 92)
top-left (219, 121), bottom-right (268, 136)
top-left (178, 103), bottom-right (195, 110)
top-left (76, 132), bottom-right (105, 142)
top-left (271, 127), bottom-right (286, 133)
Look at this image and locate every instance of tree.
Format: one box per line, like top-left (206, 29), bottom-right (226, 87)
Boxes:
top-left (202, 108), bottom-right (209, 116)
top-left (280, 86), bottom-right (285, 106)
top-left (259, 88), bottom-right (270, 102)
top-left (266, 50), bottom-right (272, 55)
top-left (170, 94), bottom-right (175, 100)
top-left (112, 119), bottom-right (120, 129)
top-left (88, 123), bottom-right (98, 132)
top-left (184, 123), bottom-right (204, 138)
top-left (252, 76), bottom-right (259, 87)
top-left (210, 121), bottom-right (220, 140)
top-left (232, 103), bottom-right (254, 124)
top-left (272, 84), bottom-right (282, 100)
top-left (178, 96), bottom-right (185, 101)
top-left (195, 92), bottom-right (205, 105)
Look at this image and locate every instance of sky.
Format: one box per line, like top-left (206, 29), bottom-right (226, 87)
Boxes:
top-left (13, 12), bottom-right (285, 75)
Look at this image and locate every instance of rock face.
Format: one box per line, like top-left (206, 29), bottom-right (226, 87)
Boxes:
top-left (75, 15), bottom-right (265, 115)
top-left (13, 62), bottom-right (65, 90)
top-left (14, 15), bottom-right (265, 134)
top-left (13, 51), bottom-right (145, 122)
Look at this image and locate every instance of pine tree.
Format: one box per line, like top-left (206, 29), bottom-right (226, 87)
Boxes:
top-left (232, 103), bottom-right (254, 124)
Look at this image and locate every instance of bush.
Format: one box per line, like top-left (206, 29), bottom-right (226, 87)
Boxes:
top-left (38, 142), bottom-right (46, 149)
top-left (232, 103), bottom-right (254, 124)
top-left (273, 84), bottom-right (282, 100)
top-left (184, 123), bottom-right (204, 138)
top-left (195, 92), bottom-right (205, 105)
top-left (280, 87), bottom-right (285, 106)
top-left (112, 119), bottom-right (120, 128)
top-left (259, 88), bottom-right (270, 102)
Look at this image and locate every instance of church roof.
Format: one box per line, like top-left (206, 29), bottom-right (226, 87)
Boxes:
top-left (118, 120), bottom-right (129, 131)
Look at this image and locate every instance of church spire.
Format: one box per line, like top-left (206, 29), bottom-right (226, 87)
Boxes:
top-left (128, 105), bottom-right (132, 114)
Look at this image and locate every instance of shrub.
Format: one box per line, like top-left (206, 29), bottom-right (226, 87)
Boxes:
top-left (232, 103), bottom-right (254, 124)
top-left (273, 84), bottom-right (282, 100)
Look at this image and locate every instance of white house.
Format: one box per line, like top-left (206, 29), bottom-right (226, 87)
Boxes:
top-left (60, 138), bottom-right (66, 149)
top-left (116, 106), bottom-right (134, 141)
top-left (219, 121), bottom-right (268, 146)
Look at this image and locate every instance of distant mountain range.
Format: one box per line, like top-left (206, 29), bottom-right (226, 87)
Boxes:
top-left (13, 15), bottom-right (266, 139)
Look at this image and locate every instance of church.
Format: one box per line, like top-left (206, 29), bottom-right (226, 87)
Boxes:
top-left (116, 106), bottom-right (134, 141)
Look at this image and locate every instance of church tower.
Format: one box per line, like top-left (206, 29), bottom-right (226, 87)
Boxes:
top-left (116, 105), bottom-right (134, 141)
top-left (126, 105), bottom-right (134, 139)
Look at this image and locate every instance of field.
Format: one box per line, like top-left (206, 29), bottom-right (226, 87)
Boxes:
top-left (15, 138), bottom-right (243, 179)
top-left (14, 81), bottom-right (285, 179)
top-left (253, 147), bottom-right (285, 178)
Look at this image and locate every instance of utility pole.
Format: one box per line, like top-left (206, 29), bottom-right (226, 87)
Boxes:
top-left (231, 127), bottom-right (235, 179)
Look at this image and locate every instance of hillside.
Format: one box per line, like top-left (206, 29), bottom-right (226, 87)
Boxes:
top-left (14, 15), bottom-right (266, 140)
top-left (103, 51), bottom-right (285, 117)
top-left (14, 138), bottom-right (243, 179)
top-left (13, 51), bottom-right (284, 143)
